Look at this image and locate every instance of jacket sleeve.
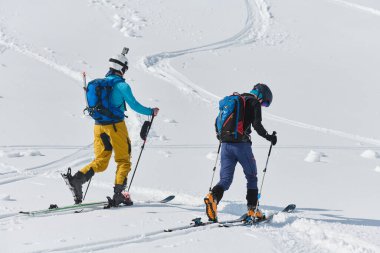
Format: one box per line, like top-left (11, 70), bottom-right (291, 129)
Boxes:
top-left (119, 82), bottom-right (153, 116)
top-left (252, 101), bottom-right (268, 138)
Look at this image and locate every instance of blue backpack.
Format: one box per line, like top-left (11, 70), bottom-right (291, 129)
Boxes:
top-left (215, 93), bottom-right (246, 142)
top-left (84, 78), bottom-right (125, 123)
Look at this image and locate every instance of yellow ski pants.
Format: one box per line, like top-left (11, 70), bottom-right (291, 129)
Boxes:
top-left (80, 121), bottom-right (131, 185)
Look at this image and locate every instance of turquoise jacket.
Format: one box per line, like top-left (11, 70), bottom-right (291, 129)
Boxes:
top-left (105, 71), bottom-right (153, 116)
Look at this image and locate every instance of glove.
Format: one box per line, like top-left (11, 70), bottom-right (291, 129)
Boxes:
top-left (265, 132), bottom-right (277, 146)
top-left (152, 107), bottom-right (159, 116)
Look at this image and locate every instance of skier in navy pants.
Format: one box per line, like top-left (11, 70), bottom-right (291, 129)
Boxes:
top-left (204, 84), bottom-right (277, 222)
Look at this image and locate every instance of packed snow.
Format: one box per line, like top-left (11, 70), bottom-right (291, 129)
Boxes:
top-left (361, 149), bottom-right (380, 159)
top-left (1, 0), bottom-right (380, 252)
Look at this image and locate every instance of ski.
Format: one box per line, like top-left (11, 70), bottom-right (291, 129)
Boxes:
top-left (164, 204), bottom-right (295, 232)
top-left (19, 195), bottom-right (175, 216)
top-left (164, 213), bottom-right (248, 232)
top-left (220, 203), bottom-right (296, 228)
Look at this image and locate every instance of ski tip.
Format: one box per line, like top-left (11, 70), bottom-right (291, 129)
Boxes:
top-left (284, 204), bottom-right (296, 212)
top-left (160, 195), bottom-right (175, 203)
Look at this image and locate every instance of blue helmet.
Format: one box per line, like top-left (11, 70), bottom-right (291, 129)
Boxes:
top-left (250, 83), bottom-right (273, 107)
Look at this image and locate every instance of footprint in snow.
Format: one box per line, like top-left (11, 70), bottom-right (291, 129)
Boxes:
top-left (43, 47), bottom-right (55, 54)
top-left (4, 150), bottom-right (44, 158)
top-left (0, 194), bottom-right (16, 201)
top-left (158, 150), bottom-right (171, 158)
top-left (23, 150), bottom-right (44, 156)
top-left (6, 151), bottom-right (24, 158)
top-left (79, 59), bottom-right (89, 65)
top-left (304, 150), bottom-right (327, 163)
top-left (163, 118), bottom-right (178, 124)
top-left (159, 135), bottom-right (169, 141)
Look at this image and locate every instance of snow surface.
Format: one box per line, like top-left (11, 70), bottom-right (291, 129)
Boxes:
top-left (1, 0), bottom-right (380, 252)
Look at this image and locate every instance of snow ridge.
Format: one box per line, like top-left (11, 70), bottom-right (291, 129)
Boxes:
top-left (264, 218), bottom-right (380, 253)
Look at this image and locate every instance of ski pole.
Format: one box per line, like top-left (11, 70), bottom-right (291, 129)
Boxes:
top-left (255, 131), bottom-right (276, 213)
top-left (208, 141), bottom-right (222, 192)
top-left (127, 115), bottom-right (155, 192)
top-left (82, 177), bottom-right (92, 202)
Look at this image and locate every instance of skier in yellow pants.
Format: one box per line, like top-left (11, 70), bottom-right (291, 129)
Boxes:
top-left (81, 121), bottom-right (132, 186)
top-left (63, 49), bottom-right (159, 205)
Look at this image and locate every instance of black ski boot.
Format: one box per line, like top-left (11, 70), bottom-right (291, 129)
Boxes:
top-left (62, 168), bottom-right (94, 204)
top-left (106, 182), bottom-right (133, 208)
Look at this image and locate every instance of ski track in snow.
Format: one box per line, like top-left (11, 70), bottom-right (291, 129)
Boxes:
top-left (31, 223), bottom-right (222, 253)
top-left (142, 0), bottom-right (272, 105)
top-left (0, 144), bottom-right (93, 185)
top-left (142, 0), bottom-right (380, 147)
top-left (265, 114), bottom-right (380, 146)
top-left (33, 213), bottom-right (380, 253)
top-left (330, 0), bottom-right (380, 17)
top-left (0, 26), bottom-right (82, 83)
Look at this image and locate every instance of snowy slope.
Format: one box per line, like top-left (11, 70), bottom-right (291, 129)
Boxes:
top-left (1, 0), bottom-right (380, 252)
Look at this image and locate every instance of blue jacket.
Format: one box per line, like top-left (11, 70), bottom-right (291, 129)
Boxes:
top-left (106, 71), bottom-right (153, 116)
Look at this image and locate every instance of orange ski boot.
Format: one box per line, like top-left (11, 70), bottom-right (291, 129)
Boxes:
top-left (204, 192), bottom-right (218, 222)
top-left (247, 205), bottom-right (265, 221)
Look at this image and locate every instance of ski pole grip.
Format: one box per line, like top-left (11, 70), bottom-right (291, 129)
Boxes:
top-left (267, 131), bottom-right (276, 156)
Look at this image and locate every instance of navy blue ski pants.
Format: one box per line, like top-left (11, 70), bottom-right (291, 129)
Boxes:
top-left (216, 142), bottom-right (258, 191)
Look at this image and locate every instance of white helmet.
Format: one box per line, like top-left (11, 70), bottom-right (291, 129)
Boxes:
top-left (109, 53), bottom-right (129, 74)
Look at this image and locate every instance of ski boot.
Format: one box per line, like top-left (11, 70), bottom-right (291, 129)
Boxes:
top-left (62, 168), bottom-right (94, 204)
top-left (245, 205), bottom-right (265, 224)
top-left (204, 192), bottom-right (218, 222)
top-left (106, 184), bottom-right (133, 208)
